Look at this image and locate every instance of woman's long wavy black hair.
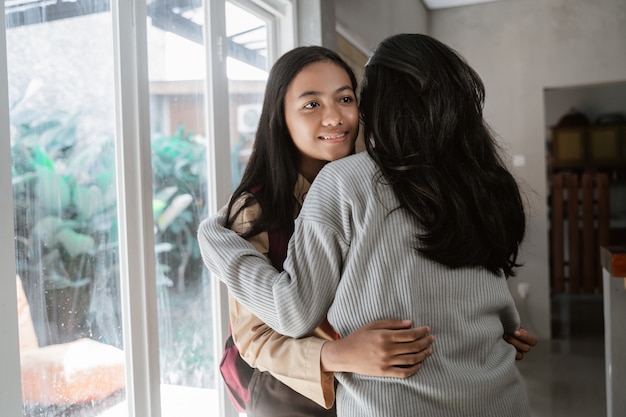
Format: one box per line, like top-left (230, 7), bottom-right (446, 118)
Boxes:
top-left (360, 34), bottom-right (525, 277)
top-left (226, 46), bottom-right (358, 239)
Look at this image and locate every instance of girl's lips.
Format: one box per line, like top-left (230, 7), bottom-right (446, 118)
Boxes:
top-left (319, 132), bottom-right (348, 140)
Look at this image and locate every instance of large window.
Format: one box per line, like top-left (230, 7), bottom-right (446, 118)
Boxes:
top-left (1, 0), bottom-right (292, 415)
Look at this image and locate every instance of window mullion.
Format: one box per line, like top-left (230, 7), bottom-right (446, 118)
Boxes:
top-left (112, 1), bottom-right (161, 416)
top-left (204, 0), bottom-right (237, 415)
top-left (0, 9), bottom-right (24, 414)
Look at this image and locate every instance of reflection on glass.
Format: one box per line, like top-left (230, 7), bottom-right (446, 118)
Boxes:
top-left (145, 1), bottom-right (270, 414)
top-left (145, 2), bottom-right (216, 414)
top-left (226, 2), bottom-right (268, 189)
top-left (6, 2), bottom-right (126, 416)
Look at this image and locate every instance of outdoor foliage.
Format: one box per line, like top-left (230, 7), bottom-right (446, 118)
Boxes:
top-left (10, 85), bottom-right (212, 387)
top-left (152, 125), bottom-right (208, 293)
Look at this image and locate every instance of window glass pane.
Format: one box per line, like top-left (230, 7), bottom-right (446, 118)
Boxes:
top-left (6, 2), bottom-right (126, 416)
top-left (145, 1), bottom-right (270, 414)
top-left (225, 1), bottom-right (269, 189)
top-left (145, 2), bottom-right (217, 414)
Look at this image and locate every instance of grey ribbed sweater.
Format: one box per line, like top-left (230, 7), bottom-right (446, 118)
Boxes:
top-left (198, 151), bottom-right (530, 417)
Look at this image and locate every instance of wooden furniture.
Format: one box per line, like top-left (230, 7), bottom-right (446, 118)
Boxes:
top-left (601, 246), bottom-right (626, 284)
top-left (550, 172), bottom-right (610, 294)
top-left (551, 124), bottom-right (626, 170)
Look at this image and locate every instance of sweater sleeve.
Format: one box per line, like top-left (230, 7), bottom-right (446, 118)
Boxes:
top-left (226, 199), bottom-right (335, 408)
top-left (198, 211), bottom-right (345, 338)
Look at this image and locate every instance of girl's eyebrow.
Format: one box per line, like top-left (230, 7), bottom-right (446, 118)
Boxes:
top-left (297, 85), bottom-right (354, 99)
top-left (336, 85), bottom-right (354, 94)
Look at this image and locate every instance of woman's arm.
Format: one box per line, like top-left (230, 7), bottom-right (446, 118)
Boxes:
top-left (198, 211), bottom-right (344, 337)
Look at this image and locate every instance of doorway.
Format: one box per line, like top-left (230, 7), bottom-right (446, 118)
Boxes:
top-left (544, 80), bottom-right (626, 339)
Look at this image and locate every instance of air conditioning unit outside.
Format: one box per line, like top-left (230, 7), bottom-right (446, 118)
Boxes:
top-left (237, 103), bottom-right (262, 133)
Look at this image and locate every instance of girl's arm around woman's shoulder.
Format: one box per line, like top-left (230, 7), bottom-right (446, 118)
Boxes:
top-left (198, 212), bottom-right (336, 338)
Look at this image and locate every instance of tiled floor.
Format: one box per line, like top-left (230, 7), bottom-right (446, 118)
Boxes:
top-left (517, 295), bottom-right (606, 417)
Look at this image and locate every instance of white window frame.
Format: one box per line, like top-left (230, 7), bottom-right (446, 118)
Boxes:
top-left (0, 7), bottom-right (23, 414)
top-left (112, 1), bottom-right (162, 415)
top-left (204, 0), bottom-right (234, 415)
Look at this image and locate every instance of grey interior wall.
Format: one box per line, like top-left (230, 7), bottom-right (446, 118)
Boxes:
top-left (335, 0), bottom-right (428, 53)
top-left (335, 0), bottom-right (626, 340)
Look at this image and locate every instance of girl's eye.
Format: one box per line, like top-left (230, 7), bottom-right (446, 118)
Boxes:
top-left (303, 102), bottom-right (319, 109)
top-left (340, 96), bottom-right (354, 103)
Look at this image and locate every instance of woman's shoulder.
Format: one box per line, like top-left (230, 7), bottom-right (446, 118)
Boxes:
top-left (305, 152), bottom-right (375, 206)
top-left (320, 151), bottom-right (375, 178)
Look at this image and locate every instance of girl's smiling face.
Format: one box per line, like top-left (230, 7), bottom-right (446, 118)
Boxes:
top-left (284, 60), bottom-right (359, 182)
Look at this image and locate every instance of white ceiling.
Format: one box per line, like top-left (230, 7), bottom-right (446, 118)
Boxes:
top-left (422, 0), bottom-right (506, 10)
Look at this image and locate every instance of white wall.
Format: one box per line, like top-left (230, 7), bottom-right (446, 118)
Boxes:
top-left (335, 0), bottom-right (626, 340)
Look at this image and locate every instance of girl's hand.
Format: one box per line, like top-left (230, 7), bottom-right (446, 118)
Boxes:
top-left (321, 319), bottom-right (434, 378)
top-left (504, 327), bottom-right (537, 360)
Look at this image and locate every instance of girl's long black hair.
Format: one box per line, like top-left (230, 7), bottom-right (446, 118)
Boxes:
top-left (226, 46), bottom-right (358, 239)
top-left (360, 34), bottom-right (526, 277)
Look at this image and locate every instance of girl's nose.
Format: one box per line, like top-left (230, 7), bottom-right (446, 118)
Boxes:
top-left (322, 104), bottom-right (343, 126)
